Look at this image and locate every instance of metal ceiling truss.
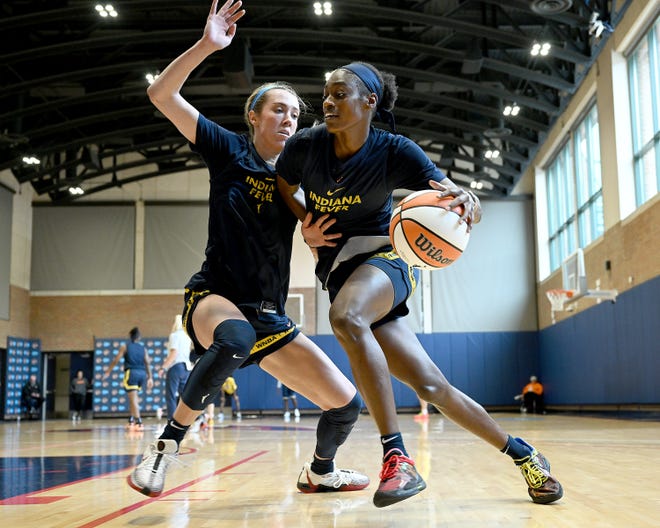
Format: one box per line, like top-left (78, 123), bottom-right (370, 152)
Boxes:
top-left (0, 0), bottom-right (631, 201)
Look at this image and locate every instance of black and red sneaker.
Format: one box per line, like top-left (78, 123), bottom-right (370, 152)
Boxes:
top-left (373, 449), bottom-right (426, 508)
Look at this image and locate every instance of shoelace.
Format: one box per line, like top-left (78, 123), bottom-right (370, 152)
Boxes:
top-left (324, 469), bottom-right (356, 489)
top-left (144, 447), bottom-right (187, 469)
top-left (379, 454), bottom-right (414, 480)
top-left (519, 455), bottom-right (548, 488)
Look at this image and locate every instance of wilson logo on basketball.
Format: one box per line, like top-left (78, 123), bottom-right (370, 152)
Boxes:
top-left (413, 234), bottom-right (455, 265)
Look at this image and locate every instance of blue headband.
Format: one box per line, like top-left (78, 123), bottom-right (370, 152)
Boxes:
top-left (340, 62), bottom-right (396, 133)
top-left (249, 85), bottom-right (276, 111)
top-left (341, 63), bottom-right (383, 106)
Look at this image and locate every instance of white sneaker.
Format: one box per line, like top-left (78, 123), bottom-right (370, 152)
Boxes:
top-left (294, 408), bottom-right (300, 418)
top-left (127, 439), bottom-right (178, 497)
top-left (217, 412), bottom-right (225, 422)
top-left (236, 412), bottom-right (242, 421)
top-left (284, 411), bottom-right (291, 422)
top-left (297, 462), bottom-right (370, 493)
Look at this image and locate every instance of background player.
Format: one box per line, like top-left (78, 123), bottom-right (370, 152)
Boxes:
top-left (103, 327), bottom-right (153, 430)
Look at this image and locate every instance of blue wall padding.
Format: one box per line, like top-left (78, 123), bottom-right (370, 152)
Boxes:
top-left (540, 275), bottom-right (660, 405)
top-left (232, 331), bottom-right (540, 411)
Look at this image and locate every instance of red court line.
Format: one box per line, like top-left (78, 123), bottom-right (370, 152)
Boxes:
top-left (76, 450), bottom-right (268, 528)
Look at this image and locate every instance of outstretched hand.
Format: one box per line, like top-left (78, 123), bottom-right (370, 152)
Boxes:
top-left (203, 0), bottom-right (246, 50)
top-left (301, 212), bottom-right (343, 248)
top-left (428, 179), bottom-right (482, 231)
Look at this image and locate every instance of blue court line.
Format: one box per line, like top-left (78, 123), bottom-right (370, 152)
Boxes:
top-left (0, 454), bottom-right (138, 500)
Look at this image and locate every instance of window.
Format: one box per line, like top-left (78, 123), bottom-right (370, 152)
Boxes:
top-left (628, 18), bottom-right (660, 206)
top-left (546, 105), bottom-right (603, 272)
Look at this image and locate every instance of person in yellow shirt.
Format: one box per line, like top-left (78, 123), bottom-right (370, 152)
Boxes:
top-left (219, 376), bottom-right (241, 421)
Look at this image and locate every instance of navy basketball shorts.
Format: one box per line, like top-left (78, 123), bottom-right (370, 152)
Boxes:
top-left (123, 368), bottom-right (146, 392)
top-left (182, 286), bottom-right (300, 368)
top-left (328, 250), bottom-right (419, 329)
top-left (281, 385), bottom-right (295, 398)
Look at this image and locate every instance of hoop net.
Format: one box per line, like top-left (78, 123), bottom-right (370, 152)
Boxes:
top-left (545, 289), bottom-right (574, 312)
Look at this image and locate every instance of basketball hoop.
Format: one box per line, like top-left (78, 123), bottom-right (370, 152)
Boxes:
top-left (546, 289), bottom-right (574, 311)
top-left (546, 289), bottom-right (574, 323)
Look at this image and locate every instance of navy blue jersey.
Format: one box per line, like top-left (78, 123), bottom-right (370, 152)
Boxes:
top-left (277, 124), bottom-right (446, 285)
top-left (124, 341), bottom-right (146, 370)
top-left (188, 114), bottom-right (297, 314)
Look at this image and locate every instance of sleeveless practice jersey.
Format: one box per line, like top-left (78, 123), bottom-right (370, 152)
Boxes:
top-left (188, 114), bottom-right (297, 314)
top-left (276, 124), bottom-right (446, 285)
top-left (124, 341), bottom-right (146, 370)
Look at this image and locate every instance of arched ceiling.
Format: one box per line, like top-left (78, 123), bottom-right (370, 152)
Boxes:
top-left (1, 0), bottom-right (629, 202)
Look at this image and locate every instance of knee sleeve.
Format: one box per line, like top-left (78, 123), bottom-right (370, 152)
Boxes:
top-left (181, 320), bottom-right (256, 411)
top-left (315, 392), bottom-right (362, 460)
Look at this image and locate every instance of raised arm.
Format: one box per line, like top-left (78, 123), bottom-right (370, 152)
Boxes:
top-left (146, 0), bottom-right (246, 143)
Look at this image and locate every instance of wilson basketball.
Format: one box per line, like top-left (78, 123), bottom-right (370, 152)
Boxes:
top-left (389, 189), bottom-right (470, 270)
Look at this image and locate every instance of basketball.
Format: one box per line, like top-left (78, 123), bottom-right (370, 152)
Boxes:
top-left (389, 189), bottom-right (470, 270)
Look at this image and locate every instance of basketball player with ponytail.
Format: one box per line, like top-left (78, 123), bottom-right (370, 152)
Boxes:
top-left (128, 0), bottom-right (368, 498)
top-left (277, 62), bottom-right (563, 507)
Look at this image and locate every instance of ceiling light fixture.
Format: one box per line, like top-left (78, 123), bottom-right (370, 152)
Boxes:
top-left (95, 4), bottom-right (118, 18)
top-left (531, 42), bottom-right (551, 56)
top-left (145, 72), bottom-right (159, 85)
top-left (313, 2), bottom-right (333, 16)
top-left (485, 149), bottom-right (500, 159)
top-left (22, 155), bottom-right (41, 165)
top-left (503, 103), bottom-right (520, 117)
top-left (68, 186), bottom-right (84, 195)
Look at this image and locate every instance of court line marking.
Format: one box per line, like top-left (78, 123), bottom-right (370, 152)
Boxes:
top-left (76, 450), bottom-right (269, 528)
top-left (0, 465), bottom-right (132, 503)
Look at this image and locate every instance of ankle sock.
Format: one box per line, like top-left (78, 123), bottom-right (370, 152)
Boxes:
top-left (380, 432), bottom-right (407, 459)
top-left (311, 455), bottom-right (334, 475)
top-left (501, 435), bottom-right (534, 464)
top-left (160, 418), bottom-right (189, 445)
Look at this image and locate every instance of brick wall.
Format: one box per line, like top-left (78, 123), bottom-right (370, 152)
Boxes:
top-left (538, 197), bottom-right (659, 328)
top-left (30, 293), bottom-right (182, 351)
top-left (26, 287), bottom-right (318, 352)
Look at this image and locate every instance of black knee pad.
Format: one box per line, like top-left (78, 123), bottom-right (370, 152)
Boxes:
top-left (181, 320), bottom-right (255, 411)
top-left (315, 392), bottom-right (362, 459)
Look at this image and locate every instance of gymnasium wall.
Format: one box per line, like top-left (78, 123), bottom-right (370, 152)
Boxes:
top-left (539, 274), bottom-right (660, 405)
top-left (2, 197), bottom-right (658, 411)
top-left (227, 331), bottom-right (540, 411)
top-left (0, 186), bottom-right (12, 320)
top-left (537, 196), bottom-right (660, 328)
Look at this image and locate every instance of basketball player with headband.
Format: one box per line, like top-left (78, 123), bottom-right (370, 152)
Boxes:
top-left (128, 0), bottom-right (368, 498)
top-left (277, 61), bottom-right (563, 507)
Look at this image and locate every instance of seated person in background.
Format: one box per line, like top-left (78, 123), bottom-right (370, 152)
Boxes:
top-left (515, 375), bottom-right (545, 414)
top-left (22, 374), bottom-right (45, 418)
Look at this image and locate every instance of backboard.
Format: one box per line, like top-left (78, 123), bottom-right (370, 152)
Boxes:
top-left (561, 248), bottom-right (587, 294)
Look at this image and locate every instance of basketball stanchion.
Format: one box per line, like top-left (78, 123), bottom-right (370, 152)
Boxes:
top-left (545, 289), bottom-right (574, 324)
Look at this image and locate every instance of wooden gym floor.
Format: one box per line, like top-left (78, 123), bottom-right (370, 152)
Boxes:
top-left (1, 411), bottom-right (659, 527)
